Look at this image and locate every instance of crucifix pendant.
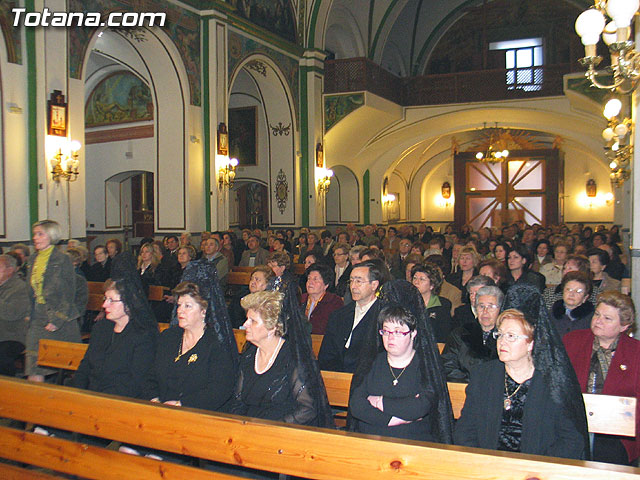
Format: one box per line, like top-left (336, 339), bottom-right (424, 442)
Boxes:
top-left (392, 379), bottom-right (398, 386)
top-left (504, 398), bottom-right (511, 410)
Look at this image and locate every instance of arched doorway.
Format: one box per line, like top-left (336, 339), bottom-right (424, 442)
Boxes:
top-left (228, 53), bottom-right (297, 228)
top-left (326, 165), bottom-right (359, 224)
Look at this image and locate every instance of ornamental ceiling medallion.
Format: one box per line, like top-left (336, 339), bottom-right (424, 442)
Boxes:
top-left (466, 129), bottom-right (547, 153)
top-left (275, 169), bottom-right (289, 214)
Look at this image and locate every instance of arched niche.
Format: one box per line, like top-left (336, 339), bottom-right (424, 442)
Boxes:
top-left (81, 27), bottom-right (189, 235)
top-left (228, 55), bottom-right (297, 227)
top-left (326, 165), bottom-right (359, 224)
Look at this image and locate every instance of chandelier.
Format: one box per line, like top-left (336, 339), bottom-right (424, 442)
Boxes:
top-left (602, 98), bottom-right (633, 187)
top-left (575, 0), bottom-right (640, 93)
top-left (475, 128), bottom-right (510, 162)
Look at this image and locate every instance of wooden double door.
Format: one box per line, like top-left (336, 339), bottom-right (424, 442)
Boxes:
top-left (453, 149), bottom-right (562, 229)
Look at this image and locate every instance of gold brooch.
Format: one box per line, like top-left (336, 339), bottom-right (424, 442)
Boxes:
top-left (620, 364), bottom-right (627, 371)
top-left (188, 354), bottom-right (198, 364)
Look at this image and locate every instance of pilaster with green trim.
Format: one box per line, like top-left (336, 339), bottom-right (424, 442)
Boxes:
top-left (26, 0), bottom-right (38, 225)
top-left (300, 66), bottom-right (310, 227)
top-left (202, 18), bottom-right (211, 231)
top-left (363, 169), bottom-right (370, 225)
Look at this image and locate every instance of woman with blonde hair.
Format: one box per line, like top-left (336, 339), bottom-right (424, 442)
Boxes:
top-left (26, 220), bottom-right (82, 382)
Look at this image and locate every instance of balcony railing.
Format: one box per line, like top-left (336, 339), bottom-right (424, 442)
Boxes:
top-left (324, 58), bottom-right (573, 106)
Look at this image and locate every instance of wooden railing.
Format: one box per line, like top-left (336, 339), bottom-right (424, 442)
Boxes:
top-left (324, 58), bottom-right (572, 106)
top-left (0, 377), bottom-right (638, 480)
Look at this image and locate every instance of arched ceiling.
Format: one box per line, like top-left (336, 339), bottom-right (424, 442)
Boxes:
top-left (319, 0), bottom-right (591, 76)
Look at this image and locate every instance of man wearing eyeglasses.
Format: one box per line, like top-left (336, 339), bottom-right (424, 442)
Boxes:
top-left (442, 285), bottom-right (503, 383)
top-left (319, 260), bottom-right (387, 372)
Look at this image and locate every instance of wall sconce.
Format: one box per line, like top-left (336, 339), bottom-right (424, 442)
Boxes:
top-left (441, 182), bottom-right (451, 199)
top-left (586, 179), bottom-right (597, 197)
top-left (51, 140), bottom-right (81, 182)
top-left (382, 193), bottom-right (396, 207)
top-left (217, 122), bottom-right (228, 156)
top-left (316, 167), bottom-right (333, 194)
top-left (218, 157), bottom-right (238, 190)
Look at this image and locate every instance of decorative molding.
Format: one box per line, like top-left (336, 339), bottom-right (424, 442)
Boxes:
top-left (270, 122), bottom-right (291, 136)
top-left (247, 60), bottom-right (267, 77)
top-left (275, 169), bottom-right (289, 214)
top-left (85, 125), bottom-right (154, 144)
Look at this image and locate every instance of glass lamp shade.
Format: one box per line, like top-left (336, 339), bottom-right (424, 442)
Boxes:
top-left (614, 122), bottom-right (629, 137)
top-left (575, 8), bottom-right (606, 45)
top-left (603, 98), bottom-right (622, 119)
top-left (603, 21), bottom-right (619, 44)
top-left (606, 0), bottom-right (639, 28)
top-left (603, 127), bottom-right (616, 141)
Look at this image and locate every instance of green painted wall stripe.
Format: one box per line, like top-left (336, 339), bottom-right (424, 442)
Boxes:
top-left (363, 169), bottom-right (370, 225)
top-left (408, 0), bottom-right (424, 74)
top-left (26, 0), bottom-right (37, 225)
top-left (367, 0), bottom-right (376, 53)
top-left (369, 0), bottom-right (400, 59)
top-left (308, 0), bottom-right (323, 49)
top-left (300, 66), bottom-right (310, 227)
top-left (202, 18), bottom-right (211, 231)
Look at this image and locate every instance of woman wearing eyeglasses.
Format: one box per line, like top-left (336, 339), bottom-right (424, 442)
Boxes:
top-left (454, 284), bottom-right (588, 459)
top-left (74, 271), bottom-right (157, 398)
top-left (349, 302), bottom-right (444, 441)
top-left (550, 271), bottom-right (594, 336)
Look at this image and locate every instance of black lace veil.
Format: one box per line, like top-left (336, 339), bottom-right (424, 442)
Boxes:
top-left (170, 259), bottom-right (239, 373)
top-left (109, 252), bottom-right (157, 332)
top-left (502, 283), bottom-right (590, 457)
top-left (279, 281), bottom-right (335, 428)
top-left (349, 279), bottom-right (454, 443)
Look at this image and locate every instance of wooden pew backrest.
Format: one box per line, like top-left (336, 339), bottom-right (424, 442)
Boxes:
top-left (36, 339), bottom-right (636, 436)
top-left (228, 271), bottom-right (251, 286)
top-left (4, 377), bottom-right (638, 480)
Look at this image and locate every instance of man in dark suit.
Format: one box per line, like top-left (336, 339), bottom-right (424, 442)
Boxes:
top-left (388, 237), bottom-right (412, 279)
top-left (319, 260), bottom-right (386, 373)
top-left (87, 245), bottom-right (111, 282)
top-left (239, 235), bottom-right (269, 267)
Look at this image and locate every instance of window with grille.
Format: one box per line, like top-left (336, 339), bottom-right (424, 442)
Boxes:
top-left (489, 38), bottom-right (543, 92)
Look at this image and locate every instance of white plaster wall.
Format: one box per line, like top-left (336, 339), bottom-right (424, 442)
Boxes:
top-left (420, 159), bottom-right (454, 222)
top-left (1, 54), bottom-right (30, 241)
top-left (85, 137), bottom-right (155, 231)
top-left (562, 144), bottom-right (614, 223)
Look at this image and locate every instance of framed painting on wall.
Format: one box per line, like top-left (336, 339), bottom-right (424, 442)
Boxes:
top-left (229, 106), bottom-right (257, 166)
top-left (388, 192), bottom-right (400, 221)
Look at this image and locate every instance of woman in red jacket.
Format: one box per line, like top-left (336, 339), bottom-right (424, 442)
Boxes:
top-left (301, 263), bottom-right (343, 334)
top-left (563, 291), bottom-right (640, 465)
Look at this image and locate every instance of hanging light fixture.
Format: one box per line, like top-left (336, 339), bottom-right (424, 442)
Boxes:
top-left (475, 126), bottom-right (510, 162)
top-left (575, 0), bottom-right (640, 93)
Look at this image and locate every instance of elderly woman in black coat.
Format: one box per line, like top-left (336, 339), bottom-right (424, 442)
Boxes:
top-left (441, 285), bottom-right (503, 382)
top-left (550, 271), bottom-right (594, 336)
top-left (454, 284), bottom-right (589, 459)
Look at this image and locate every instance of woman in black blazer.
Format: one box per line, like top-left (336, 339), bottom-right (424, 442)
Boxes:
top-left (454, 285), bottom-right (589, 459)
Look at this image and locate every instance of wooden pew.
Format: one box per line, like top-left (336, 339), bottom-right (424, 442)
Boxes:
top-left (36, 339), bottom-right (636, 436)
top-left (292, 263), bottom-right (306, 275)
top-left (227, 271), bottom-right (251, 286)
top-left (0, 377), bottom-right (638, 480)
top-left (231, 266), bottom-right (255, 273)
top-left (87, 281), bottom-right (105, 295)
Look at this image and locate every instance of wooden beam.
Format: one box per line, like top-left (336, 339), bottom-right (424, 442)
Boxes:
top-left (0, 462), bottom-right (63, 480)
top-left (0, 426), bottom-right (238, 480)
top-left (0, 378), bottom-right (638, 480)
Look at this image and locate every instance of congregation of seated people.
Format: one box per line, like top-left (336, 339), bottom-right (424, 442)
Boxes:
top-left (1, 219), bottom-right (638, 468)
